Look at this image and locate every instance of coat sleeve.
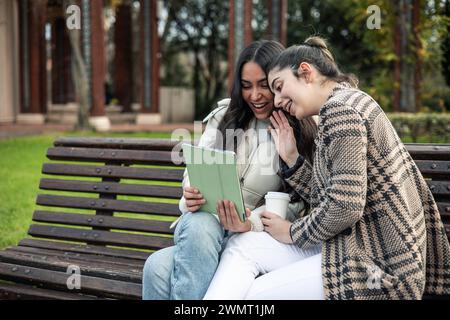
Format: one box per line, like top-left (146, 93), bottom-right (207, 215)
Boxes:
top-left (289, 103), bottom-right (368, 250)
top-left (283, 158), bottom-right (314, 204)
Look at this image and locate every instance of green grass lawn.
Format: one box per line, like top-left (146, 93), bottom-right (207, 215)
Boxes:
top-left (0, 131), bottom-right (447, 250)
top-left (0, 131), bottom-right (175, 250)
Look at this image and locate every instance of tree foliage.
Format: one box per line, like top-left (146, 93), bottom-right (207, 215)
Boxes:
top-left (160, 0), bottom-right (229, 120)
top-left (160, 0), bottom-right (449, 115)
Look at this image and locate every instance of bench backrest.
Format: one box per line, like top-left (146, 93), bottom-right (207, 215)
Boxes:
top-left (406, 144), bottom-right (450, 238)
top-left (28, 139), bottom-right (450, 255)
top-left (28, 137), bottom-right (187, 256)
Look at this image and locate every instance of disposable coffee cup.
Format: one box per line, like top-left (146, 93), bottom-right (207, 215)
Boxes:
top-left (264, 192), bottom-right (290, 219)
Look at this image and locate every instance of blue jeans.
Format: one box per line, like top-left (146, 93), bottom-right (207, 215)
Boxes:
top-left (142, 212), bottom-right (227, 300)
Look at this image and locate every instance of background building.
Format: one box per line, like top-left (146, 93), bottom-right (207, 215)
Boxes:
top-left (0, 0), bottom-right (287, 131)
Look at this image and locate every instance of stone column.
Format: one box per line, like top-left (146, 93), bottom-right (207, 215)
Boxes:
top-left (82, 0), bottom-right (110, 131)
top-left (17, 0), bottom-right (48, 125)
top-left (227, 0), bottom-right (253, 91)
top-left (51, 17), bottom-right (74, 105)
top-left (137, 0), bottom-right (161, 125)
top-left (0, 0), bottom-right (19, 123)
top-left (114, 3), bottom-right (133, 113)
top-left (268, 0), bottom-right (287, 46)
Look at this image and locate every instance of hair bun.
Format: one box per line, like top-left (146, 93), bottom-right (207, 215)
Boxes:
top-left (304, 36), bottom-right (335, 62)
top-left (303, 36), bottom-right (328, 50)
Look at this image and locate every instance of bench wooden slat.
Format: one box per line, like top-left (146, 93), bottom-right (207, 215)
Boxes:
top-left (32, 211), bottom-right (175, 234)
top-left (406, 144), bottom-right (450, 161)
top-left (0, 283), bottom-right (100, 300)
top-left (28, 225), bottom-right (174, 250)
top-left (0, 250), bottom-right (142, 283)
top-left (414, 160), bottom-right (450, 177)
top-left (427, 181), bottom-right (450, 198)
top-left (436, 202), bottom-right (450, 219)
top-left (18, 239), bottom-right (150, 260)
top-left (42, 163), bottom-right (184, 182)
top-left (54, 137), bottom-right (187, 151)
top-left (0, 262), bottom-right (141, 299)
top-left (6, 246), bottom-right (145, 268)
top-left (47, 147), bottom-right (183, 166)
top-left (36, 194), bottom-right (181, 216)
top-left (1, 138), bottom-right (447, 300)
top-left (39, 179), bottom-right (183, 199)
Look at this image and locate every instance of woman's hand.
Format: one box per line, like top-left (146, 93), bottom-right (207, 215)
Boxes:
top-left (183, 186), bottom-right (206, 213)
top-left (217, 200), bottom-right (252, 233)
top-left (269, 110), bottom-right (300, 168)
top-left (260, 211), bottom-right (294, 244)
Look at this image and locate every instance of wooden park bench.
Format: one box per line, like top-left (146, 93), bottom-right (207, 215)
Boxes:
top-left (0, 137), bottom-right (448, 300)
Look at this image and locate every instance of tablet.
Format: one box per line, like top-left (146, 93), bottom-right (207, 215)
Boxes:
top-left (182, 143), bottom-right (246, 222)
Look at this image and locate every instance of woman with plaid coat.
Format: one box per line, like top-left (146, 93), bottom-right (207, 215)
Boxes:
top-left (204, 36), bottom-right (449, 300)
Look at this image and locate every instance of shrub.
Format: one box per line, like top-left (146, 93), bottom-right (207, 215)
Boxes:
top-left (387, 112), bottom-right (450, 143)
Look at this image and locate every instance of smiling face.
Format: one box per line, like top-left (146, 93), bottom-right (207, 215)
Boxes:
top-left (241, 61), bottom-right (274, 120)
top-left (268, 65), bottom-right (320, 120)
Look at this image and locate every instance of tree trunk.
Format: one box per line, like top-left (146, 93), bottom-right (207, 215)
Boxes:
top-left (443, 0), bottom-right (450, 86)
top-left (393, 0), bottom-right (417, 112)
top-left (64, 0), bottom-right (90, 130)
top-left (412, 0), bottom-right (422, 111)
top-left (193, 47), bottom-right (202, 119)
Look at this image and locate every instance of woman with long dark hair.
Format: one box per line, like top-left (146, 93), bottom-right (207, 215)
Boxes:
top-left (142, 40), bottom-right (317, 300)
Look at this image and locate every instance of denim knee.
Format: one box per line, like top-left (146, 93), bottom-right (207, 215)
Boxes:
top-left (174, 212), bottom-right (224, 250)
top-left (142, 247), bottom-right (174, 300)
top-left (169, 212), bottom-right (225, 300)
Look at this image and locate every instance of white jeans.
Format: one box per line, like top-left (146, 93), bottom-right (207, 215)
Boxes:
top-left (204, 231), bottom-right (324, 300)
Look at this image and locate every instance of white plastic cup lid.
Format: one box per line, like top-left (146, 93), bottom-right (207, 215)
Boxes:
top-left (264, 192), bottom-right (290, 201)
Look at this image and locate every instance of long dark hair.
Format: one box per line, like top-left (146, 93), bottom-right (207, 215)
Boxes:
top-left (217, 40), bottom-right (317, 164)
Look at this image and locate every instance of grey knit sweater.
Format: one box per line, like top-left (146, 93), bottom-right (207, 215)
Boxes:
top-left (283, 83), bottom-right (450, 300)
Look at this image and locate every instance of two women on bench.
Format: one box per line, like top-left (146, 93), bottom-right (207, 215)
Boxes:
top-left (143, 37), bottom-right (450, 300)
top-left (142, 40), bottom-right (317, 300)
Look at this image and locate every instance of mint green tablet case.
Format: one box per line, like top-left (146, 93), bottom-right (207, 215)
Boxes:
top-left (182, 143), bottom-right (246, 222)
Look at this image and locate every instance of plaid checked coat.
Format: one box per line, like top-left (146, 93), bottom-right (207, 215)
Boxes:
top-left (285, 83), bottom-right (450, 300)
